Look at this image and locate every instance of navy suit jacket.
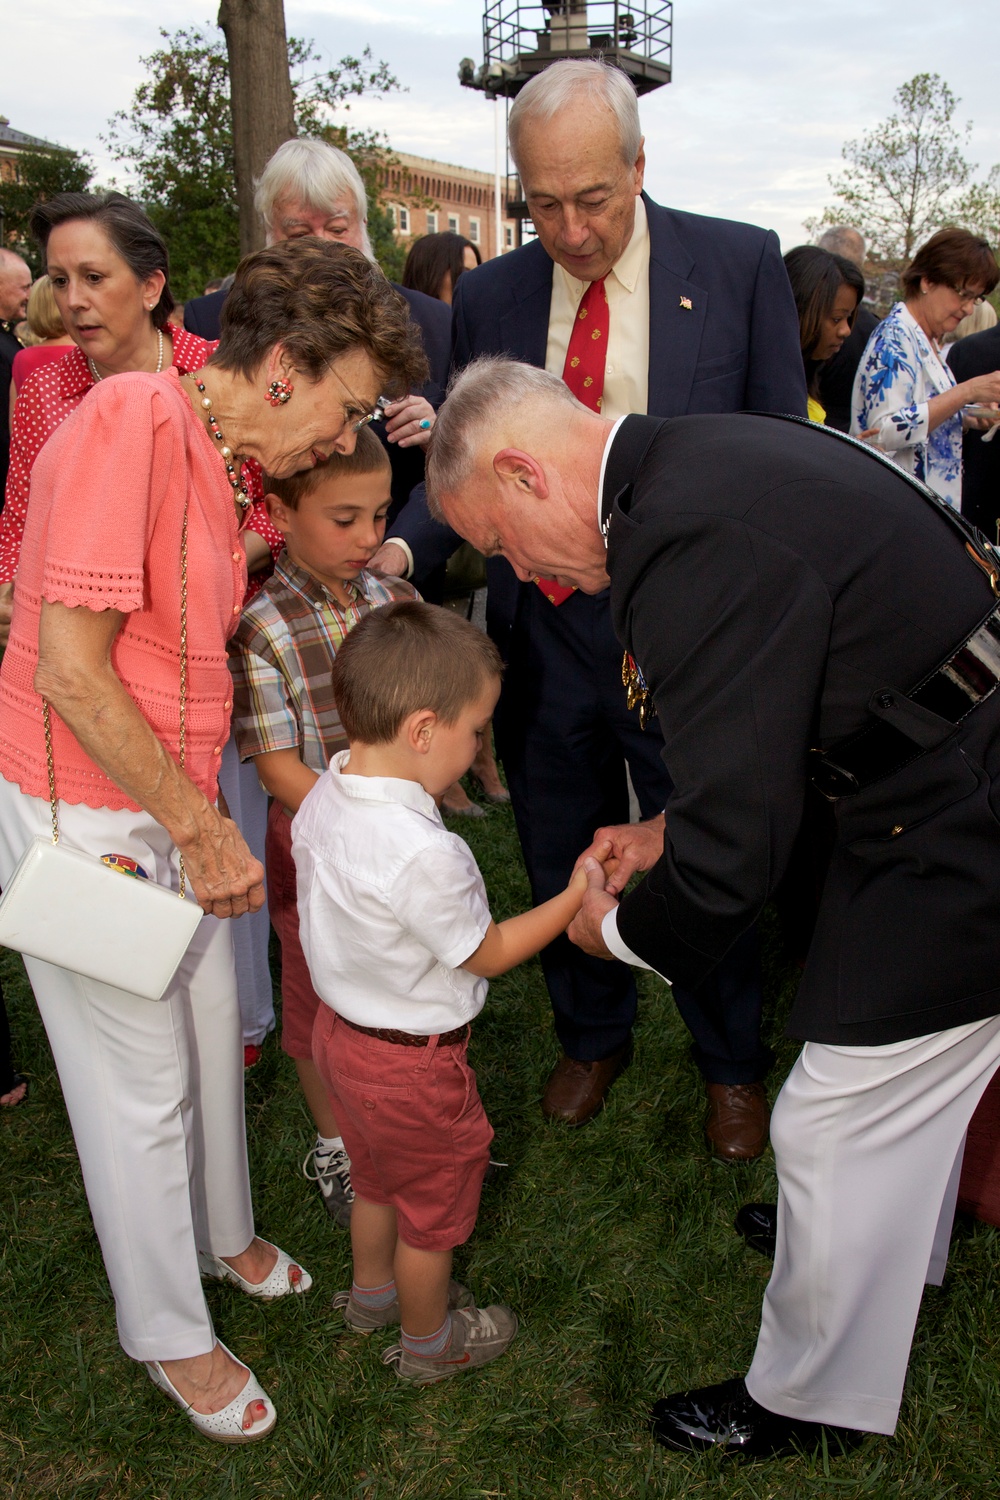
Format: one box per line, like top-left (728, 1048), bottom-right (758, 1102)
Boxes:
top-left (390, 193), bottom-right (807, 653)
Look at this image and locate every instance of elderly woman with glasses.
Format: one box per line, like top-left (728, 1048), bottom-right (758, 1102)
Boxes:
top-left (0, 237), bottom-right (426, 1444)
top-left (852, 228), bottom-right (1000, 507)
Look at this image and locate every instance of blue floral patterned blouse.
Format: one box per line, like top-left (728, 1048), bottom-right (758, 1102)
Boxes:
top-left (851, 302), bottom-right (962, 509)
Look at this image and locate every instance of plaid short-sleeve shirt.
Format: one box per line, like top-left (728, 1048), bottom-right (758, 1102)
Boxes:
top-left (228, 554), bottom-right (418, 772)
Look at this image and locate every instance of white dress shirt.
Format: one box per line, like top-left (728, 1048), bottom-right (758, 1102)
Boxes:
top-left (292, 751), bottom-right (493, 1032)
top-left (545, 196), bottom-right (652, 419)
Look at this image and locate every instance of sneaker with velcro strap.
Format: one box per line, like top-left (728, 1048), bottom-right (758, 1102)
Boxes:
top-left (381, 1304), bottom-right (518, 1385)
top-left (302, 1143), bottom-right (354, 1228)
top-left (332, 1278), bottom-right (474, 1333)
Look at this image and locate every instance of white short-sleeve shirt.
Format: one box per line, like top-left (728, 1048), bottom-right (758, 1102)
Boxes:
top-left (291, 751), bottom-right (493, 1032)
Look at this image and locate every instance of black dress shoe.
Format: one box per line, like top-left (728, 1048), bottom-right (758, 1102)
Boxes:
top-left (651, 1377), bottom-right (863, 1458)
top-left (734, 1201), bottom-right (777, 1257)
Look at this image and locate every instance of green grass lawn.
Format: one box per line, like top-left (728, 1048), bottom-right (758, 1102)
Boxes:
top-left (2, 794), bottom-right (998, 1499)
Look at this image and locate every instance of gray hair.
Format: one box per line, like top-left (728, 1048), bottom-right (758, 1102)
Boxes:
top-left (818, 225), bottom-right (866, 269)
top-left (254, 138), bottom-right (373, 258)
top-left (426, 357), bottom-right (581, 515)
top-left (508, 59), bottom-right (642, 172)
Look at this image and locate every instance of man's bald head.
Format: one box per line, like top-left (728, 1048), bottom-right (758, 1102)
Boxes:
top-left (0, 249), bottom-right (31, 324)
top-left (427, 358), bottom-right (582, 513)
top-left (426, 357), bottom-right (613, 594)
top-left (818, 226), bottom-right (865, 270)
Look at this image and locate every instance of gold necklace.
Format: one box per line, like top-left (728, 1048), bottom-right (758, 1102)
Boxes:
top-left (87, 327), bottom-right (164, 383)
top-left (189, 375), bottom-right (252, 511)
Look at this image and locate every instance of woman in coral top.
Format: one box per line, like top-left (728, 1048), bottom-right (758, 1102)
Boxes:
top-left (0, 192), bottom-right (283, 1059)
top-left (0, 234), bottom-right (426, 1443)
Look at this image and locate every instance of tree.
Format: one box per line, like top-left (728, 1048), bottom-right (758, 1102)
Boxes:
top-left (104, 27), bottom-right (405, 299)
top-left (218, 0), bottom-right (296, 257)
top-left (809, 74), bottom-right (976, 268)
top-left (0, 147), bottom-right (93, 273)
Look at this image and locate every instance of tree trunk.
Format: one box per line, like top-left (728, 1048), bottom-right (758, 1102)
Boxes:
top-left (218, 0), bottom-right (296, 257)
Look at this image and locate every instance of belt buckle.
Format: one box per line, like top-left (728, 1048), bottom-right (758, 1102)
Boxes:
top-left (809, 748), bottom-right (859, 802)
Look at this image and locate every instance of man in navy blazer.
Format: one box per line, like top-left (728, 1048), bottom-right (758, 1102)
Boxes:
top-left (381, 60), bottom-right (806, 1145)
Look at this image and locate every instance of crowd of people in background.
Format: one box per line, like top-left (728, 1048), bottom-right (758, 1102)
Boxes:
top-left (2, 51), bottom-right (1000, 1467)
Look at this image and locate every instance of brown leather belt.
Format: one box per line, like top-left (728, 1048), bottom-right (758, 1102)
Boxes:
top-left (337, 1015), bottom-right (469, 1048)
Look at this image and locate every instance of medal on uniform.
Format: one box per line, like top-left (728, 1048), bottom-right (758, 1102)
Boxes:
top-left (622, 653), bottom-right (657, 731)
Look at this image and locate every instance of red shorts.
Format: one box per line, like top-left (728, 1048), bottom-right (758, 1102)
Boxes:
top-left (265, 799), bottom-right (322, 1060)
top-left (312, 1007), bottom-right (494, 1252)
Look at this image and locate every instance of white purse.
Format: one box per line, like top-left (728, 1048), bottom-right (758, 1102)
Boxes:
top-left (0, 495), bottom-right (204, 1001)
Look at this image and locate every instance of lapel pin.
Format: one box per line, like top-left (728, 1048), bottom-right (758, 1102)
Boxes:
top-left (679, 296), bottom-right (693, 311)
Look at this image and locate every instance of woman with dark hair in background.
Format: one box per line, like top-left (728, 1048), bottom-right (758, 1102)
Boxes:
top-left (782, 245), bottom-right (863, 425)
top-left (852, 228), bottom-right (1000, 508)
top-left (402, 231), bottom-right (481, 306)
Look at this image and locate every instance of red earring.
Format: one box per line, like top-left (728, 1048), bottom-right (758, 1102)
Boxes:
top-left (266, 378), bottom-right (294, 406)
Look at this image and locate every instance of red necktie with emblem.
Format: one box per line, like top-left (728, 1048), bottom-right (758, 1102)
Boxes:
top-left (534, 277), bottom-right (609, 606)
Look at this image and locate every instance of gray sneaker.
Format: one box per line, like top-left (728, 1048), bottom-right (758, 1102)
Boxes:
top-left (332, 1278), bottom-right (474, 1332)
top-left (381, 1304), bottom-right (518, 1385)
top-left (302, 1143), bottom-right (354, 1228)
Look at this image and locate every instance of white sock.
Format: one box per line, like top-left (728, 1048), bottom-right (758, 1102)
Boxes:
top-left (315, 1134), bottom-right (345, 1157)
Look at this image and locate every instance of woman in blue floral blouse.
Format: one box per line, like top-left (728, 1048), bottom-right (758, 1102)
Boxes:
top-left (852, 229), bottom-right (1000, 508)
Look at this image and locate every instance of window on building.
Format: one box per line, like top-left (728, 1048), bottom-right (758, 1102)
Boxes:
top-left (504, 224), bottom-right (515, 249)
top-left (468, 218), bottom-right (480, 245)
top-left (398, 206), bottom-right (410, 235)
top-left (426, 211), bottom-right (438, 234)
top-left (448, 214), bottom-right (459, 233)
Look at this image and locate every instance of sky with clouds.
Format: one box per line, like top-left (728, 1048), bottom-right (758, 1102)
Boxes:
top-left (2, 1), bottom-right (992, 251)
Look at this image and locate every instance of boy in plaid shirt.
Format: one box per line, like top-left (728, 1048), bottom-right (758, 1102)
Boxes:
top-left (229, 427), bottom-right (416, 1224)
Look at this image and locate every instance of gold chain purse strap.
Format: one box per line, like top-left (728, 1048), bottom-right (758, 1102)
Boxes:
top-left (42, 489), bottom-right (190, 900)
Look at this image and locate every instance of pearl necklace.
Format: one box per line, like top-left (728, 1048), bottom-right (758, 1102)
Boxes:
top-left (190, 376), bottom-right (252, 510)
top-left (87, 327), bottom-right (164, 384)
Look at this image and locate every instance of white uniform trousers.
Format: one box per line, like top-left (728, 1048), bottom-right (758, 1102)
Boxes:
top-left (0, 778), bottom-right (255, 1362)
top-left (218, 736), bottom-right (274, 1048)
top-left (746, 1013), bottom-right (1000, 1434)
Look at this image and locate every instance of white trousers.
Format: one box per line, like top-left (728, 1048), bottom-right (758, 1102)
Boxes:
top-left (217, 737), bottom-right (274, 1047)
top-left (0, 779), bottom-right (255, 1362)
top-left (746, 1013), bottom-right (1000, 1434)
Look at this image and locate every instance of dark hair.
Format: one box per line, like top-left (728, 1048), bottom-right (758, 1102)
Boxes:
top-left (331, 600), bottom-right (502, 744)
top-left (901, 228), bottom-right (1000, 299)
top-left (783, 245), bottom-right (863, 395)
top-left (264, 423), bottom-right (390, 511)
top-left (402, 232), bottom-right (481, 303)
top-left (29, 191), bottom-right (175, 330)
top-left (212, 237), bottom-right (428, 395)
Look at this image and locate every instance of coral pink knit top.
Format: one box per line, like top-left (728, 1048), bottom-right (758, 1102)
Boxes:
top-left (0, 368), bottom-right (249, 811)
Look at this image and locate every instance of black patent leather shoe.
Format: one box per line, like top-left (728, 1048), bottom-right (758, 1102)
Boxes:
top-left (650, 1378), bottom-right (864, 1458)
top-left (734, 1201), bottom-right (777, 1258)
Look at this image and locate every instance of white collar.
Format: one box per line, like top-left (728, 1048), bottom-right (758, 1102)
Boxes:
top-left (329, 748), bottom-right (443, 821)
top-left (596, 416), bottom-right (628, 549)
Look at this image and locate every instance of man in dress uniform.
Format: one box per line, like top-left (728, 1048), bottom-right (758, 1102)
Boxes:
top-left (426, 357), bottom-right (1000, 1457)
top-left (379, 59), bottom-right (806, 1152)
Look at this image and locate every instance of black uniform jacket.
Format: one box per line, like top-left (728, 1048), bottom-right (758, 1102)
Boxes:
top-left (607, 413), bottom-right (1000, 1046)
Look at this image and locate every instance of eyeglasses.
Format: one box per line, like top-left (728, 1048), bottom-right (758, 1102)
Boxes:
top-left (329, 363), bottom-right (383, 432)
top-left (952, 286), bottom-right (988, 307)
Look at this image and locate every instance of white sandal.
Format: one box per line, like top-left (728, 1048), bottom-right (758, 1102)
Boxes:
top-left (198, 1239), bottom-right (313, 1300)
top-left (145, 1341), bottom-right (276, 1444)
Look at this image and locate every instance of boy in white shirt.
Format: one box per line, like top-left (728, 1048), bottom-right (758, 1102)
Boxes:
top-left (293, 600), bottom-right (603, 1384)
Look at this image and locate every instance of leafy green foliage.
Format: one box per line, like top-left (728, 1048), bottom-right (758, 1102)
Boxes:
top-left (0, 146), bottom-right (93, 274)
top-left (103, 27), bottom-right (405, 301)
top-left (808, 74), bottom-right (997, 270)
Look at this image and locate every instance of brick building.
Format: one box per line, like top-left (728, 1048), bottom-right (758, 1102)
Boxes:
top-left (382, 152), bottom-right (519, 260)
top-left (0, 116), bottom-right (62, 187)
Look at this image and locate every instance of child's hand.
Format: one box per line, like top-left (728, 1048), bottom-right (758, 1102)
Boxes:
top-left (567, 855), bottom-right (612, 900)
